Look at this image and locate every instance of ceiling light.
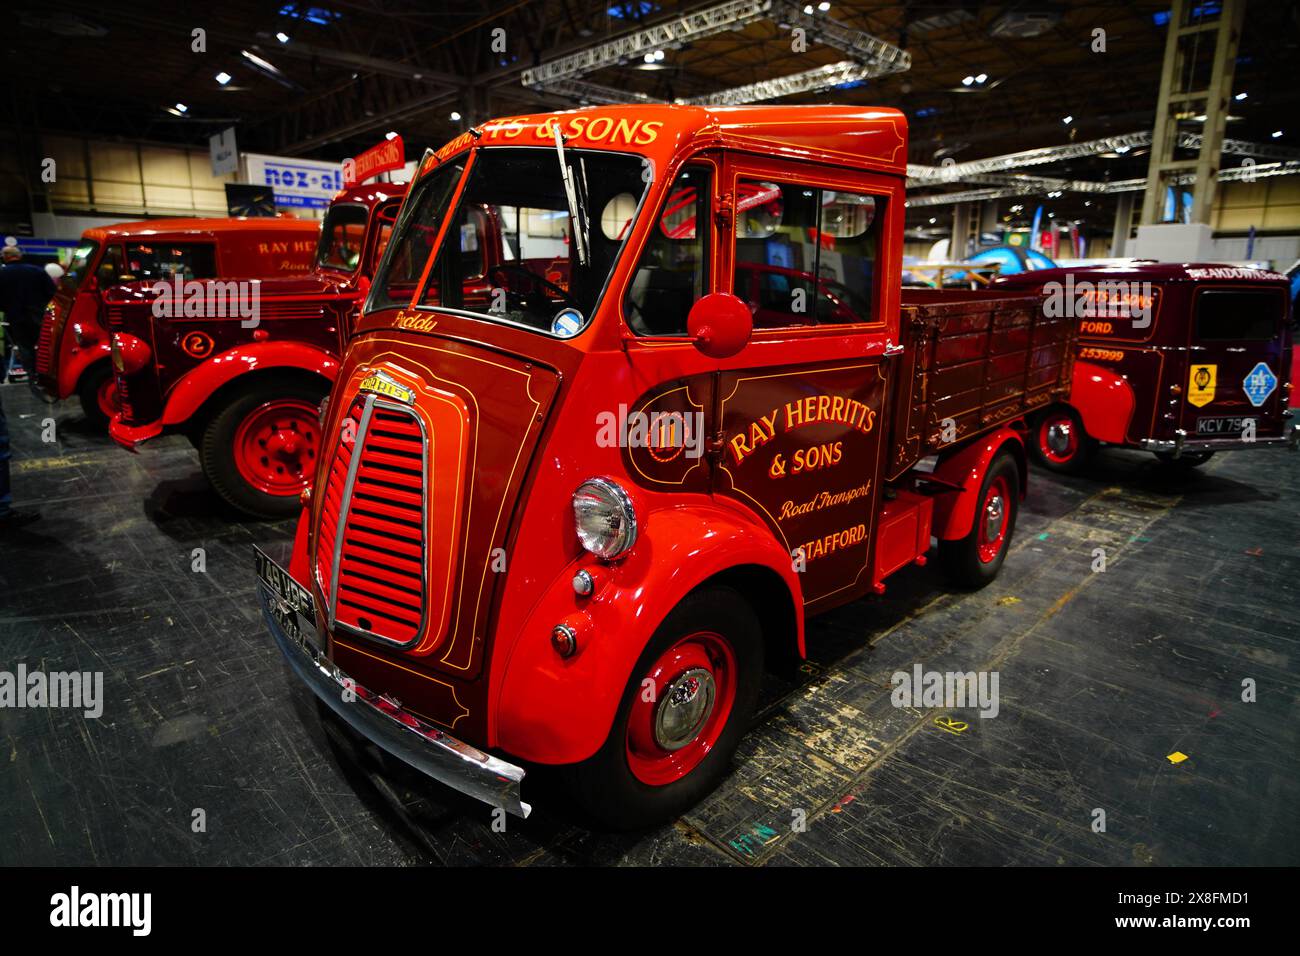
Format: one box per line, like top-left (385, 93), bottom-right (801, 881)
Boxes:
top-left (962, 75), bottom-right (974, 86)
top-left (803, 4), bottom-right (813, 13)
top-left (385, 131), bottom-right (398, 140)
top-left (928, 217), bottom-right (937, 224)
top-left (1272, 130), bottom-right (1283, 138)
top-left (654, 49), bottom-right (665, 60)
top-left (818, 1), bottom-right (831, 10)
top-left (450, 110), bottom-right (462, 121)
top-left (644, 53), bottom-right (655, 63)
top-left (174, 102), bottom-right (188, 113)
top-left (975, 73), bottom-right (988, 83)
top-left (1062, 115), bottom-right (1073, 125)
top-left (1235, 92), bottom-right (1247, 101)
top-left (276, 32), bottom-right (290, 43)
top-left (215, 72), bottom-right (231, 85)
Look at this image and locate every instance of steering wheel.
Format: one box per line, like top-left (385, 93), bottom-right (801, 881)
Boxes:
top-left (487, 263), bottom-right (581, 310)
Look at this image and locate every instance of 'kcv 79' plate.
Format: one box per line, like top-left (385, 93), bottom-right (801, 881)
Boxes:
top-left (255, 546), bottom-right (318, 644)
top-left (1196, 415), bottom-right (1257, 436)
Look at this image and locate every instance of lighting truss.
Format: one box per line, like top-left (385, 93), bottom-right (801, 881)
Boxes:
top-left (680, 60), bottom-right (875, 106)
top-left (521, 0), bottom-right (772, 89)
top-left (775, 3), bottom-right (911, 75)
top-left (533, 78), bottom-right (665, 106)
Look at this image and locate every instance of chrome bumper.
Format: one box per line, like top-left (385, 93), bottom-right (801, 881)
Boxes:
top-left (257, 558), bottom-right (530, 818)
top-left (1141, 422), bottom-right (1299, 457)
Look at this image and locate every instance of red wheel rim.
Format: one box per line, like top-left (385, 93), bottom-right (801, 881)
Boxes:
top-left (1037, 413), bottom-right (1078, 464)
top-left (977, 474), bottom-right (1012, 564)
top-left (626, 631), bottom-right (737, 787)
top-left (97, 378), bottom-right (120, 418)
top-left (232, 399), bottom-right (319, 497)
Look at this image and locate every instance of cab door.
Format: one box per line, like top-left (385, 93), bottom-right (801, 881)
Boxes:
top-left (1180, 283), bottom-right (1291, 439)
top-left (710, 154), bottom-right (897, 612)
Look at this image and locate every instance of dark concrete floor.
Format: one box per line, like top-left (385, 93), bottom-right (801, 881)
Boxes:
top-left (1, 379), bottom-right (1297, 866)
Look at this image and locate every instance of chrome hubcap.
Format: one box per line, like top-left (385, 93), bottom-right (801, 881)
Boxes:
top-left (985, 493), bottom-right (1005, 541)
top-left (1046, 422), bottom-right (1071, 454)
top-left (654, 667), bottom-right (716, 751)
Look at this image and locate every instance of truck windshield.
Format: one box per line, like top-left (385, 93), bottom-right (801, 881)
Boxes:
top-left (316, 204), bottom-right (370, 272)
top-left (59, 241), bottom-right (100, 293)
top-left (373, 147), bottom-right (648, 337)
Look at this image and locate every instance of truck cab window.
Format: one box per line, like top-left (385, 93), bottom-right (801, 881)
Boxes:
top-left (734, 181), bottom-right (880, 327)
top-left (369, 159), bottom-right (465, 311)
top-left (626, 165), bottom-right (711, 336)
top-left (316, 204), bottom-right (369, 271)
top-left (123, 242), bottom-right (217, 281)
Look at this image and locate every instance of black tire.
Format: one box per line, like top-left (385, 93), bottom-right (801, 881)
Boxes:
top-left (199, 378), bottom-right (327, 520)
top-left (1030, 406), bottom-right (1096, 474)
top-left (76, 362), bottom-right (117, 430)
top-left (1154, 450), bottom-right (1214, 468)
top-left (939, 451), bottom-right (1020, 589)
top-left (560, 585), bottom-right (764, 830)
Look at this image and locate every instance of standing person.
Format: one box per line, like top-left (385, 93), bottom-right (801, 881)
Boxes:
top-left (0, 243), bottom-right (56, 391)
top-left (0, 243), bottom-right (50, 531)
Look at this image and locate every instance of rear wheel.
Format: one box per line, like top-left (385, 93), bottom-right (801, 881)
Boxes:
top-left (1031, 406), bottom-right (1095, 474)
top-left (939, 451), bottom-right (1020, 589)
top-left (561, 585), bottom-right (763, 830)
top-left (200, 380), bottom-right (326, 519)
top-left (77, 363), bottom-right (119, 430)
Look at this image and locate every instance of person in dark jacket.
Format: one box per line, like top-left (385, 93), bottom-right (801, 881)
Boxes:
top-left (0, 243), bottom-right (56, 383)
top-left (0, 244), bottom-right (50, 531)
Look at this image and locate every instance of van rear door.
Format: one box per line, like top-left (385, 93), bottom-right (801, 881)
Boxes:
top-left (1181, 284), bottom-right (1291, 440)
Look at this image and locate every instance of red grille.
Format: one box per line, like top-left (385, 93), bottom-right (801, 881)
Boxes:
top-left (35, 315), bottom-right (55, 375)
top-left (316, 393), bottom-right (427, 647)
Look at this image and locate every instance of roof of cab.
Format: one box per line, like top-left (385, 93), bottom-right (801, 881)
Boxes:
top-left (427, 103), bottom-right (909, 178)
top-left (995, 262), bottom-right (1289, 286)
top-left (80, 216), bottom-right (321, 243)
top-left (329, 182), bottom-right (409, 207)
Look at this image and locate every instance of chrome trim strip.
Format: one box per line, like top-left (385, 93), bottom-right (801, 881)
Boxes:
top-left (257, 578), bottom-right (530, 819)
top-left (329, 393), bottom-right (376, 627)
top-left (1139, 424), bottom-right (1299, 455)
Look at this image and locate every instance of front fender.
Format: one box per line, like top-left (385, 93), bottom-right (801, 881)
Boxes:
top-left (161, 341), bottom-right (339, 427)
top-left (1069, 359), bottom-right (1134, 444)
top-left (57, 342), bottom-right (111, 400)
top-left (931, 426), bottom-right (1026, 540)
top-left (493, 499), bottom-right (804, 765)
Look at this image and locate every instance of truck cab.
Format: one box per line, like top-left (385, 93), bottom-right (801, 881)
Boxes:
top-left (35, 217), bottom-right (319, 428)
top-left (997, 263), bottom-right (1297, 470)
top-left (255, 105), bottom-right (1077, 827)
top-left (106, 185), bottom-right (413, 518)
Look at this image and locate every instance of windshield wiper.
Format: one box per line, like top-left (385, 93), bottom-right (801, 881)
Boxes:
top-left (552, 126), bottom-right (589, 267)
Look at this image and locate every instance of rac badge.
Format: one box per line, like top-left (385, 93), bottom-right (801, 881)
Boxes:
top-left (359, 370), bottom-right (415, 405)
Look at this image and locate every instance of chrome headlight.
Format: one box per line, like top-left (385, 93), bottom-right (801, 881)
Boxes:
top-left (573, 478), bottom-right (637, 560)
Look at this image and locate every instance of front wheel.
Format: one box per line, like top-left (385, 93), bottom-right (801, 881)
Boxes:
top-left (1031, 406), bottom-right (1096, 474)
top-left (939, 451), bottom-right (1020, 589)
top-left (77, 363), bottom-right (120, 430)
top-left (200, 380), bottom-right (326, 519)
top-left (561, 585), bottom-right (763, 830)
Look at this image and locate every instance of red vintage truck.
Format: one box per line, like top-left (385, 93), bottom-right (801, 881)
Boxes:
top-left (106, 184), bottom-right (411, 518)
top-left (35, 217), bottom-right (320, 427)
top-left (254, 104), bottom-right (1078, 827)
top-left (995, 264), bottom-right (1297, 471)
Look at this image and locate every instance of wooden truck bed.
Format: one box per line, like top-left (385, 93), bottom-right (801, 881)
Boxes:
top-left (886, 288), bottom-right (1076, 480)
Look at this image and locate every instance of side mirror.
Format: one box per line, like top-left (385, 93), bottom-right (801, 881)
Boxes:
top-left (686, 292), bottom-right (752, 359)
top-left (355, 273), bottom-right (372, 298)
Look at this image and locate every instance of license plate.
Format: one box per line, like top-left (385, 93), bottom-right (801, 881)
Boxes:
top-left (255, 547), bottom-right (317, 643)
top-left (1196, 416), bottom-right (1256, 436)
